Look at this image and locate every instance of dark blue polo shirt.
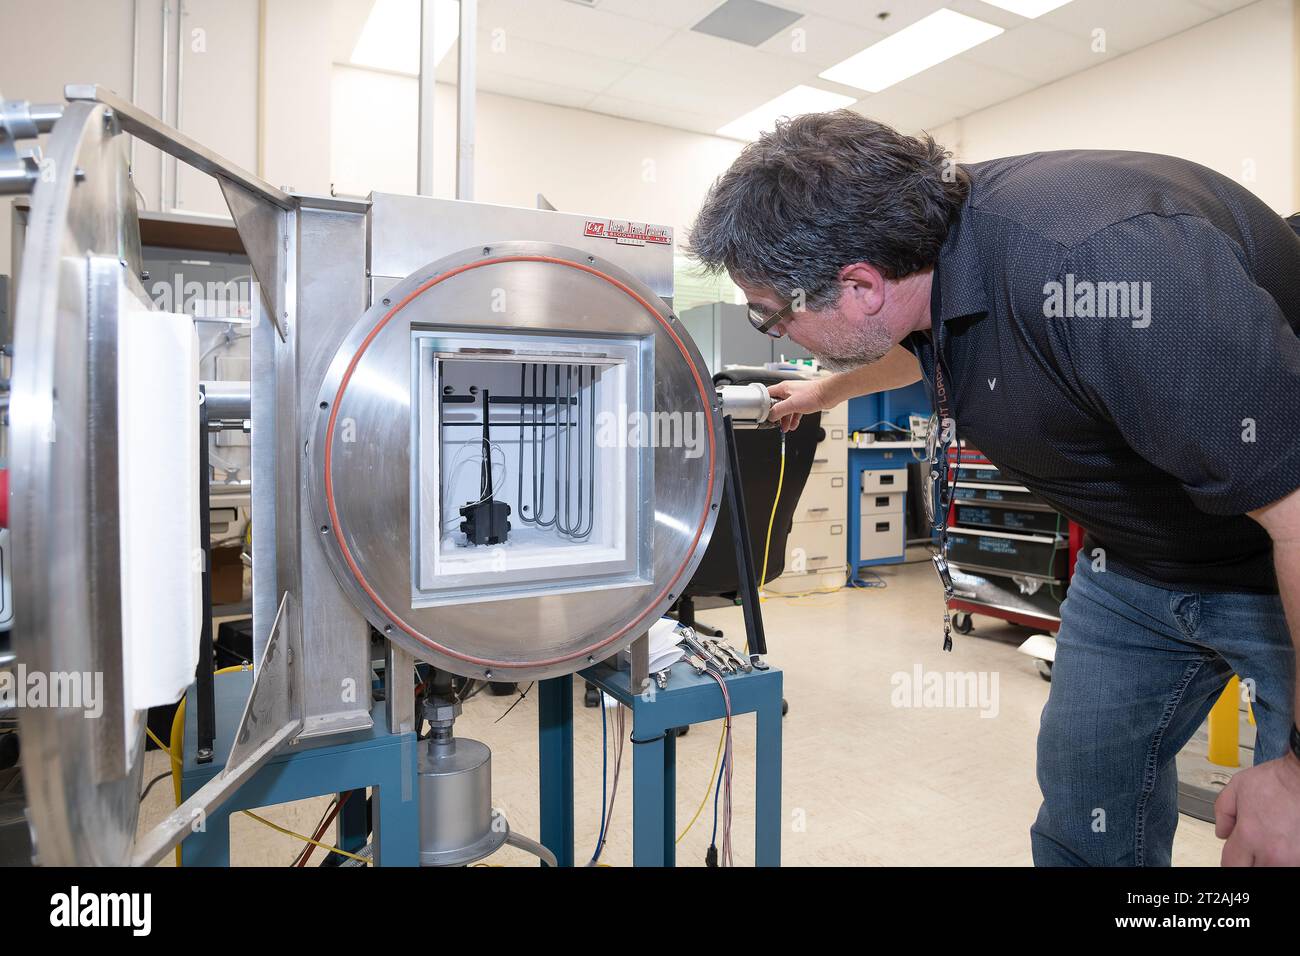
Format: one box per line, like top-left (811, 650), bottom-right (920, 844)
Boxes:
top-left (905, 149), bottom-right (1300, 593)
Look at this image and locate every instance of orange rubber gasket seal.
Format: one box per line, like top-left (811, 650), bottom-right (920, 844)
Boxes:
top-left (321, 255), bottom-right (717, 670)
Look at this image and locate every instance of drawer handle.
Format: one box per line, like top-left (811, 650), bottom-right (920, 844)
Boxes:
top-left (875, 522), bottom-right (891, 532)
top-left (831, 477), bottom-right (844, 487)
top-left (831, 525), bottom-right (843, 534)
top-left (875, 496), bottom-right (889, 507)
top-left (879, 475), bottom-right (895, 485)
top-left (808, 554), bottom-right (829, 561)
top-left (808, 506), bottom-right (829, 512)
top-left (814, 457), bottom-right (829, 464)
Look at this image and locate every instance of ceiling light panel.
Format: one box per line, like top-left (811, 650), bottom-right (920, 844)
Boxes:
top-left (819, 8), bottom-right (1004, 93)
top-left (978, 0), bottom-right (1075, 18)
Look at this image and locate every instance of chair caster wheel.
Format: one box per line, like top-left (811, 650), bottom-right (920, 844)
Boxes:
top-left (584, 683), bottom-right (600, 708)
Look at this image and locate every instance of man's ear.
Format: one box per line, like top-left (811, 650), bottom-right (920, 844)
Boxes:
top-left (837, 262), bottom-right (887, 315)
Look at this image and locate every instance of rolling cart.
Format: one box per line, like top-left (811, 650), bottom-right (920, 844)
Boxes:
top-left (942, 447), bottom-right (1084, 677)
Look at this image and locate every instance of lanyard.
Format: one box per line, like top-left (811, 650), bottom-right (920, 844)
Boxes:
top-left (928, 331), bottom-right (957, 652)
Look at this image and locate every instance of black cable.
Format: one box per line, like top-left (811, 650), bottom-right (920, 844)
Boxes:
top-left (493, 682), bottom-right (534, 724)
top-left (138, 771), bottom-right (172, 803)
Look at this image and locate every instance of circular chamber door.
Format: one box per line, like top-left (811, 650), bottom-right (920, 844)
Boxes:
top-left (310, 242), bottom-right (723, 681)
top-left (10, 101), bottom-right (149, 864)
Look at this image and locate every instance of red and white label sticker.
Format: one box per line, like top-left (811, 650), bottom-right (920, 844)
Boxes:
top-left (583, 219), bottom-right (672, 245)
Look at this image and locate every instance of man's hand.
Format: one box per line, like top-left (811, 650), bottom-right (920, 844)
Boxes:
top-left (1215, 752), bottom-right (1300, 865)
top-left (765, 346), bottom-right (924, 431)
top-left (767, 378), bottom-right (829, 432)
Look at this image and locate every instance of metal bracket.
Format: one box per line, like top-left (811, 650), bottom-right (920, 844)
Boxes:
top-left (64, 84), bottom-right (291, 209)
top-left (218, 178), bottom-right (289, 341)
top-left (63, 84), bottom-right (292, 340)
top-left (629, 631), bottom-right (650, 697)
top-left (227, 591), bottom-right (302, 769)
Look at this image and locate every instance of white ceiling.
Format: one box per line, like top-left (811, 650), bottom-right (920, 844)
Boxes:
top-left (332, 0), bottom-right (1259, 139)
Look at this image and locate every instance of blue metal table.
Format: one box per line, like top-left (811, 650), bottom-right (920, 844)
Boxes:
top-left (178, 669), bottom-right (421, 866)
top-left (537, 660), bottom-right (783, 866)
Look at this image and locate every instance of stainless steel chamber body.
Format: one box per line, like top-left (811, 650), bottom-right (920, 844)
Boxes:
top-left (6, 86), bottom-right (723, 864)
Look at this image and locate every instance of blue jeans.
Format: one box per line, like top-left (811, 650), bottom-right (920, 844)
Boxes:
top-left (1031, 557), bottom-right (1295, 866)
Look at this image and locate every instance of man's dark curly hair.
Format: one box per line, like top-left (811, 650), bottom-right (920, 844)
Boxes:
top-left (687, 110), bottom-right (969, 309)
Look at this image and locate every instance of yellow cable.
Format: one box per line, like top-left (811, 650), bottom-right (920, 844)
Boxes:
top-left (151, 664), bottom-right (252, 866)
top-left (146, 727), bottom-right (180, 767)
top-left (675, 721), bottom-right (727, 845)
top-left (239, 809), bottom-right (371, 865)
top-left (765, 583), bottom-right (846, 599)
top-left (744, 432), bottom-right (789, 653)
top-left (757, 434), bottom-right (787, 604)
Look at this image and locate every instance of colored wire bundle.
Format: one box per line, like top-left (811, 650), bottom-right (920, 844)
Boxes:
top-left (701, 668), bottom-right (734, 867)
top-left (588, 693), bottom-right (627, 866)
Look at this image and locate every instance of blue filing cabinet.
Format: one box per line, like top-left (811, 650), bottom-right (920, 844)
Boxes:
top-left (845, 383), bottom-right (931, 576)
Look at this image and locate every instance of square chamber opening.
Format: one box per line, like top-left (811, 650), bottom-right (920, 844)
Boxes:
top-left (412, 329), bottom-right (654, 606)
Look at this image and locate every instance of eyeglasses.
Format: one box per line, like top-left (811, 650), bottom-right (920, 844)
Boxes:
top-left (923, 412), bottom-right (958, 651)
top-left (746, 299), bottom-right (795, 338)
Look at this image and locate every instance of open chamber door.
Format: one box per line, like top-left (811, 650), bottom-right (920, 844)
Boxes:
top-left (9, 99), bottom-right (202, 864)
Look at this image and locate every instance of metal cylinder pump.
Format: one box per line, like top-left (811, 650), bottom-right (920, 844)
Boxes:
top-left (416, 691), bottom-right (506, 867)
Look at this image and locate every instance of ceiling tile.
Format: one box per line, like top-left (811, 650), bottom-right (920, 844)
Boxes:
top-left (1186, 0), bottom-right (1258, 12)
top-left (1036, 0), bottom-right (1215, 51)
top-left (643, 28), bottom-right (815, 91)
top-left (477, 0), bottom-right (678, 62)
top-left (782, 0), bottom-right (949, 32)
top-left (470, 33), bottom-right (631, 92)
top-left (602, 64), bottom-right (789, 121)
top-left (479, 73), bottom-right (597, 110)
top-left (899, 56), bottom-right (1039, 112)
top-left (755, 13), bottom-right (890, 68)
top-left (852, 86), bottom-right (968, 133)
top-left (590, 0), bottom-right (726, 30)
top-left (959, 19), bottom-right (1120, 82)
top-left (588, 93), bottom-right (734, 135)
top-left (691, 0), bottom-right (805, 47)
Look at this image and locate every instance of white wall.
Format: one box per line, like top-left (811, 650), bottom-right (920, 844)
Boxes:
top-left (329, 64), bottom-right (742, 232)
top-left (931, 0), bottom-right (1300, 215)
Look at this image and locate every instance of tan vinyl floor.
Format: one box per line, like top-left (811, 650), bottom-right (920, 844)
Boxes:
top-left (137, 556), bottom-right (1226, 866)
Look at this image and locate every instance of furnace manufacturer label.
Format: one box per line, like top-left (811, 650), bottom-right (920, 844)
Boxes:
top-left (583, 219), bottom-right (672, 245)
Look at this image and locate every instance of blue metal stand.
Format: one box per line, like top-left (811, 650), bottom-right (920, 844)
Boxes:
top-left (538, 673), bottom-right (575, 867)
top-left (537, 661), bottom-right (783, 866)
top-left (178, 669), bottom-right (421, 866)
